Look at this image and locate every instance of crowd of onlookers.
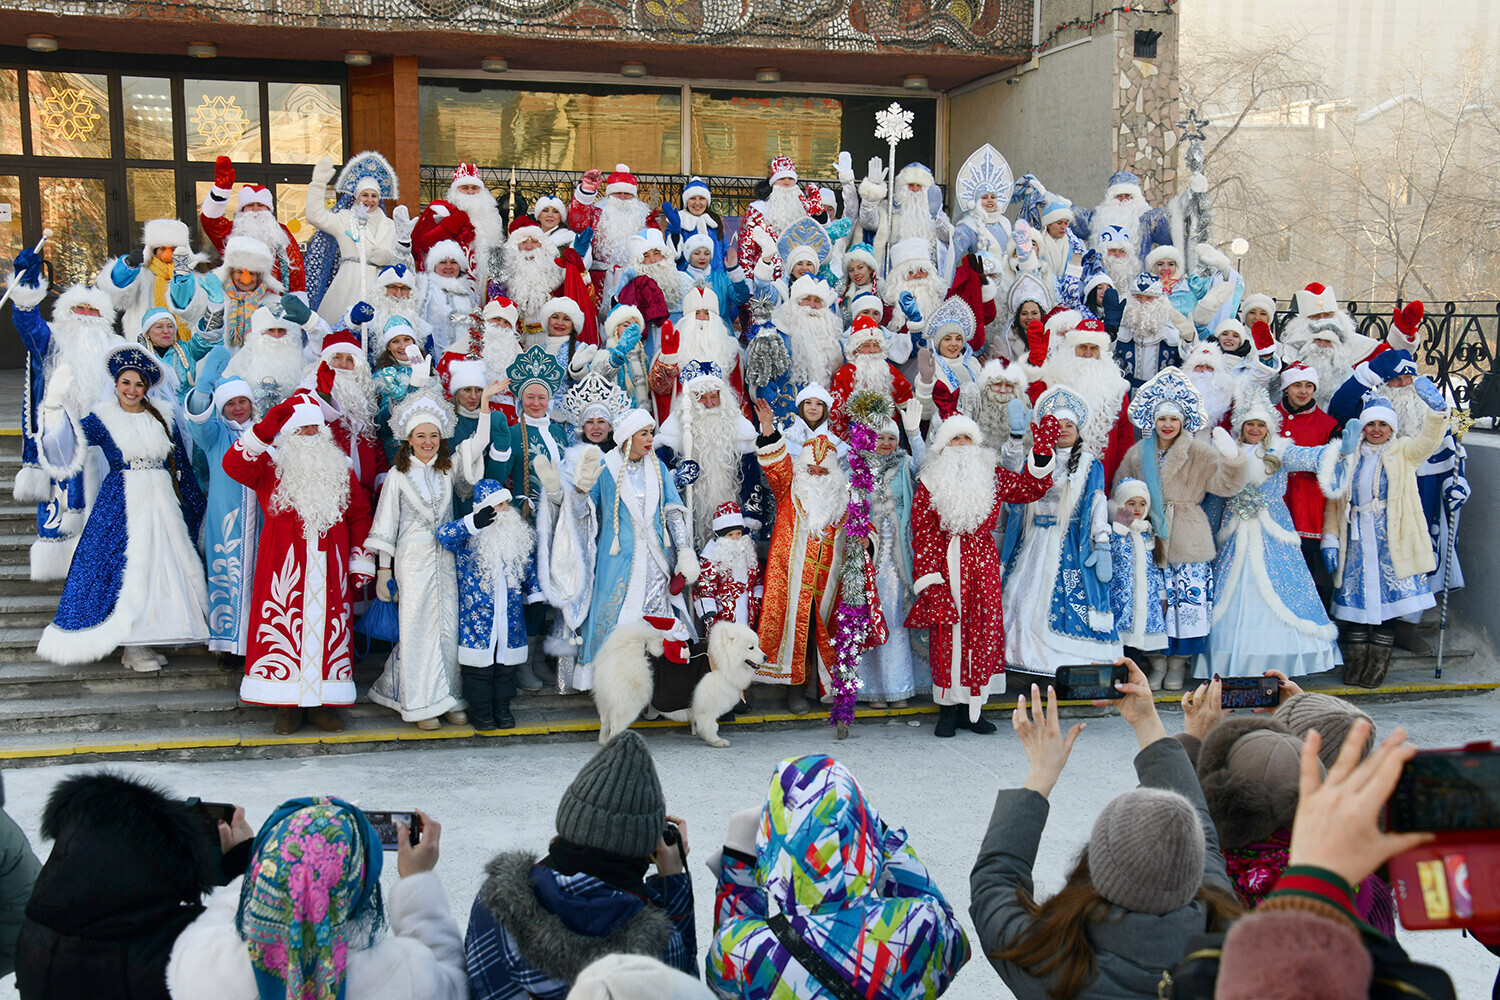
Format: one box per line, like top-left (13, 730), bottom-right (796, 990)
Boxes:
top-left (0, 668), bottom-right (1479, 999)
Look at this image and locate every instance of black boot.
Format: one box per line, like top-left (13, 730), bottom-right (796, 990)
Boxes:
top-left (1362, 627), bottom-right (1396, 689)
top-left (1340, 625), bottom-right (1370, 686)
top-left (1392, 619), bottom-right (1431, 654)
top-left (934, 705), bottom-right (957, 738)
top-left (492, 665), bottom-right (519, 728)
top-left (462, 667), bottom-right (496, 731)
top-left (955, 710), bottom-right (998, 735)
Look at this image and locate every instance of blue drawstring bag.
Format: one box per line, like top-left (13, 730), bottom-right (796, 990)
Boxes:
top-left (353, 585), bottom-right (399, 658)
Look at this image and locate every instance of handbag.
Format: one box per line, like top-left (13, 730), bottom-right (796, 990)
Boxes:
top-left (766, 912), bottom-right (864, 1000)
top-left (353, 590), bottom-right (400, 658)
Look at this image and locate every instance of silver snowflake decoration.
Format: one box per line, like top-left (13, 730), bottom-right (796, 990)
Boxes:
top-left (874, 102), bottom-right (914, 145)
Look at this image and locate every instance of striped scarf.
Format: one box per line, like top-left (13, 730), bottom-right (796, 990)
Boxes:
top-left (147, 256), bottom-right (190, 340)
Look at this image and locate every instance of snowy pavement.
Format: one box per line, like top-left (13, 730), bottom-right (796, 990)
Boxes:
top-left (3, 693), bottom-right (1497, 999)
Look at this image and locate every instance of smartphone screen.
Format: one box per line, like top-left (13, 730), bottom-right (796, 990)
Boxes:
top-left (183, 798), bottom-right (236, 837)
top-left (1219, 677), bottom-right (1280, 709)
top-left (1055, 665), bottom-right (1126, 701)
top-left (1388, 750), bottom-right (1500, 833)
top-left (365, 811), bottom-right (421, 850)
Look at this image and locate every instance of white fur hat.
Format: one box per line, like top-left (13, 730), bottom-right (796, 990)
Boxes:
top-left (1214, 317), bottom-right (1246, 340)
top-left (681, 285), bottom-right (719, 316)
top-left (628, 228), bottom-right (669, 262)
top-left (533, 195), bottom-right (566, 218)
top-left (930, 414), bottom-right (984, 452)
top-left (1294, 282), bottom-right (1339, 317)
top-left (1359, 397), bottom-right (1399, 434)
top-left (682, 232), bottom-right (716, 258)
top-left (788, 274), bottom-right (832, 306)
top-left (1184, 340), bottom-right (1226, 372)
top-left (1112, 477), bottom-right (1151, 507)
top-left (1041, 201), bottom-right (1075, 227)
top-left (794, 383), bottom-right (833, 409)
top-left (614, 407), bottom-right (656, 450)
top-left (142, 218), bottom-right (190, 251)
top-left (895, 163), bottom-right (935, 189)
top-left (604, 304), bottom-right (646, 339)
top-left (375, 263), bottom-right (415, 290)
top-left (1145, 245), bottom-right (1183, 270)
top-left (844, 244), bottom-right (878, 273)
top-left (1083, 273), bottom-right (1113, 300)
top-left (221, 235), bottom-right (274, 275)
top-left (849, 291), bottom-right (883, 318)
top-left (483, 297), bottom-right (519, 326)
top-left (979, 356), bottom-right (1028, 389)
top-left (446, 358), bottom-right (487, 392)
top-left (786, 244), bottom-right (819, 269)
top-left (888, 238), bottom-right (932, 273)
top-left (250, 306), bottom-right (292, 337)
top-left (506, 222), bottom-right (548, 248)
top-left (424, 239), bottom-right (468, 274)
top-left (1044, 308), bottom-right (1083, 339)
top-left (540, 296), bottom-right (585, 332)
top-left (52, 284), bottom-right (117, 326)
top-left (1239, 292), bottom-right (1277, 321)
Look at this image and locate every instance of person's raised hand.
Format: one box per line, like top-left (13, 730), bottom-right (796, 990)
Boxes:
top-left (580, 168), bottom-right (603, 195)
top-left (754, 396), bottom-right (776, 436)
top-left (396, 810), bottom-right (440, 878)
top-left (472, 504), bottom-right (498, 529)
top-left (315, 360), bottom-right (336, 397)
top-left (1101, 657), bottom-right (1168, 749)
top-left (214, 156), bottom-right (236, 190)
top-left (350, 301), bottom-right (375, 327)
top-left (916, 347), bottom-right (935, 383)
top-left (1182, 676), bottom-right (1229, 740)
top-left (1288, 723), bottom-right (1432, 887)
top-left (1256, 669), bottom-right (1303, 714)
top-left (1015, 682), bottom-right (1085, 799)
top-left (654, 813), bottom-right (689, 875)
top-left (217, 805), bottom-right (254, 854)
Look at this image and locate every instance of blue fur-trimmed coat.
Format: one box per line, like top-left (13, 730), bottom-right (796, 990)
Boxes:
top-left (437, 512), bottom-right (543, 667)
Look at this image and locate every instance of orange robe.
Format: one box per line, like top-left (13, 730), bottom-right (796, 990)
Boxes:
top-left (754, 436), bottom-right (843, 687)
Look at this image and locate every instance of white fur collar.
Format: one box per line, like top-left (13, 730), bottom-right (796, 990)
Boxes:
top-left (95, 396), bottom-right (172, 462)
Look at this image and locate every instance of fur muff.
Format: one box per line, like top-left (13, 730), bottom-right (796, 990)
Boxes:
top-left (1196, 715), bottom-right (1303, 849)
top-left (476, 851), bottom-right (671, 983)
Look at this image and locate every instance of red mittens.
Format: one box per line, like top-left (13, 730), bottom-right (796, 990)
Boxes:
top-left (1393, 301), bottom-right (1424, 338)
top-left (1031, 414), bottom-right (1062, 457)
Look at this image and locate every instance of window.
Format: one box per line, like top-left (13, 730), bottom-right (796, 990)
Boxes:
top-left (40, 175), bottom-right (108, 284)
top-left (123, 76), bottom-right (174, 160)
top-left (185, 79), bottom-right (262, 162)
top-left (0, 71), bottom-right (19, 156)
top-left (269, 82), bottom-right (343, 164)
top-left (1134, 29), bottom-right (1161, 59)
top-left (29, 71), bottom-right (111, 158)
top-left (690, 92), bottom-right (843, 177)
top-left (127, 168), bottom-right (176, 234)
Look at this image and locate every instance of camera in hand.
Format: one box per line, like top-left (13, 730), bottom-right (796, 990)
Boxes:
top-left (1054, 664), bottom-right (1128, 701)
top-left (662, 821), bottom-right (680, 848)
top-left (1218, 677), bottom-right (1280, 709)
top-left (183, 797), bottom-right (236, 837)
top-left (365, 811), bottom-right (423, 850)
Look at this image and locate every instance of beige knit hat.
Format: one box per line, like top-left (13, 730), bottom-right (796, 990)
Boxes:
top-left (1087, 787), bottom-right (1205, 915)
top-left (1277, 692), bottom-right (1375, 768)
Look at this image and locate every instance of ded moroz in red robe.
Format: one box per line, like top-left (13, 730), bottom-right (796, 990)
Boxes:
top-left (827, 361), bottom-right (913, 439)
top-left (905, 451), bottom-right (1052, 716)
top-left (223, 432), bottom-right (374, 708)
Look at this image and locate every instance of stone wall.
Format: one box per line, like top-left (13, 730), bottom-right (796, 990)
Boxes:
top-left (1111, 7), bottom-right (1180, 198)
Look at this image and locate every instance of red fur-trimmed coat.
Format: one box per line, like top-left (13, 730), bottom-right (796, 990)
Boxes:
top-left (1276, 401), bottom-right (1338, 538)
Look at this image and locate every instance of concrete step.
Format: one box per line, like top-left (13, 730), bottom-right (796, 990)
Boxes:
top-left (0, 566), bottom-right (65, 596)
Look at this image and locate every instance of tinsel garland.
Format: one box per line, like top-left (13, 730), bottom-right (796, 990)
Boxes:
top-left (830, 391), bottom-right (891, 734)
top-left (745, 328), bottom-right (790, 390)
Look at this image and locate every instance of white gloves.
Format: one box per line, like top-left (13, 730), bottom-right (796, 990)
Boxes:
top-left (43, 363), bottom-right (74, 411)
top-left (534, 456), bottom-right (561, 496)
top-left (900, 396), bottom-right (923, 434)
top-left (836, 151), bottom-right (854, 183)
top-left (1210, 425), bottom-right (1239, 458)
top-left (752, 227), bottom-right (777, 256)
top-left (1195, 242), bottom-right (1230, 275)
top-left (392, 204), bottom-right (414, 242)
top-left (406, 347), bottom-right (431, 388)
top-left (430, 203), bottom-right (450, 220)
top-left (866, 156), bottom-right (885, 182)
top-left (375, 567), bottom-right (397, 603)
top-left (311, 156), bottom-right (336, 186)
top-left (676, 548), bottom-right (701, 585)
top-left (573, 444), bottom-right (604, 494)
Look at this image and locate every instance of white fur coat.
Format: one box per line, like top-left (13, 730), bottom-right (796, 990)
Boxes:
top-left (166, 871), bottom-right (467, 1000)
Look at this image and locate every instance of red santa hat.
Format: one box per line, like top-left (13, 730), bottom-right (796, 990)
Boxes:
top-left (237, 184), bottom-right (274, 212)
top-left (482, 296), bottom-right (519, 327)
top-left (930, 414), bottom-right (984, 453)
top-left (507, 216), bottom-right (548, 247)
top-left (768, 155), bottom-right (797, 185)
top-left (605, 163), bottom-right (639, 197)
top-left (450, 162), bottom-right (482, 187)
top-left (1294, 282), bottom-right (1339, 317)
top-left (1064, 317), bottom-right (1110, 353)
top-left (282, 392), bottom-right (326, 433)
top-left (540, 296), bottom-right (585, 333)
top-left (712, 501), bottom-right (746, 534)
top-left (845, 314), bottom-right (886, 356)
top-left (319, 328), bottom-right (363, 363)
top-left (1279, 360), bottom-right (1319, 391)
top-left (642, 615), bottom-right (689, 663)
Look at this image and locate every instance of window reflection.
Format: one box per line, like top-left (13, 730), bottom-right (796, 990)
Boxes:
top-left (0, 175), bottom-right (21, 266)
top-left (420, 83), bottom-right (681, 173)
top-left (186, 79), bottom-right (261, 162)
top-left (29, 71), bottom-right (111, 158)
top-left (690, 92), bottom-right (843, 177)
top-left (0, 72), bottom-right (20, 156)
top-left (127, 168), bottom-right (176, 237)
top-left (123, 77), bottom-right (175, 160)
top-left (269, 82), bottom-right (342, 164)
top-left (40, 176), bottom-right (108, 285)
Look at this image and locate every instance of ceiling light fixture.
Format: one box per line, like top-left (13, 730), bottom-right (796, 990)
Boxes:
top-left (26, 34), bottom-right (58, 52)
top-left (755, 68), bottom-right (781, 83)
top-left (481, 57), bottom-right (509, 73)
top-left (620, 61), bottom-right (647, 78)
top-left (187, 42), bottom-right (218, 58)
top-left (903, 74), bottom-right (929, 90)
top-left (344, 50), bottom-right (372, 67)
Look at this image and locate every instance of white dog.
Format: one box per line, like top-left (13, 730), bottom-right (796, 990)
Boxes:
top-left (592, 620), bottom-right (766, 748)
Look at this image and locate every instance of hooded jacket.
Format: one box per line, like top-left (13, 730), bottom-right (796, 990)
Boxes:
top-left (15, 773), bottom-right (224, 1000)
top-left (707, 756), bottom-right (970, 1000)
top-left (465, 851), bottom-right (696, 1000)
top-left (0, 774), bottom-right (41, 978)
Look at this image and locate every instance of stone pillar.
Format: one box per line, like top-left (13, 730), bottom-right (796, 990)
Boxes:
top-left (348, 56), bottom-right (421, 214)
top-left (1112, 9), bottom-right (1179, 199)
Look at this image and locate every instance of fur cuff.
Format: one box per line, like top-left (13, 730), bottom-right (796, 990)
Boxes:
top-left (912, 572), bottom-right (944, 595)
top-left (1027, 453), bottom-right (1054, 479)
top-left (5, 274), bottom-right (48, 311)
top-left (349, 548), bottom-right (376, 578)
top-left (859, 177), bottom-right (888, 203)
top-left (12, 464), bottom-right (52, 504)
top-left (237, 427), bottom-right (270, 456)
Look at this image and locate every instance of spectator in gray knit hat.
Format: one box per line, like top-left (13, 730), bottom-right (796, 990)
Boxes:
top-left (465, 732), bottom-right (698, 1000)
top-left (971, 659), bottom-right (1241, 1000)
top-left (1276, 690), bottom-right (1375, 768)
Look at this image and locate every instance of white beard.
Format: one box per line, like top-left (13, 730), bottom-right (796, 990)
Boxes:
top-left (226, 334), bottom-right (306, 403)
top-left (328, 366), bottom-right (377, 436)
top-left (890, 185), bottom-right (935, 244)
top-left (851, 354), bottom-right (894, 395)
top-left (372, 296), bottom-right (421, 334)
top-left (1101, 251), bottom-right (1137, 291)
top-left (791, 464), bottom-right (849, 535)
top-left (1291, 338), bottom-right (1352, 407)
top-left (49, 315), bottom-right (123, 415)
top-left (1188, 369), bottom-right (1235, 424)
top-left (709, 532), bottom-right (757, 578)
top-left (883, 272), bottom-right (945, 325)
top-left (961, 385), bottom-right (1014, 447)
top-left (773, 300), bottom-right (844, 389)
top-left (501, 245), bottom-right (563, 323)
top-left (678, 402), bottom-right (745, 541)
top-left (231, 210), bottom-right (289, 253)
top-left (595, 197), bottom-right (652, 266)
top-left (634, 257), bottom-right (683, 307)
top-left (1121, 295), bottom-right (1172, 344)
top-left (1090, 195), bottom-right (1151, 257)
top-left (475, 507), bottom-right (536, 589)
top-left (271, 428), bottom-right (351, 539)
top-left (482, 325), bottom-right (522, 383)
top-left (1384, 384), bottom-right (1432, 440)
top-left (1037, 353), bottom-right (1129, 455)
top-left (920, 444), bottom-right (998, 536)
top-left (448, 188), bottom-right (505, 261)
top-left (760, 185), bottom-right (810, 238)
top-left (674, 315), bottom-right (737, 376)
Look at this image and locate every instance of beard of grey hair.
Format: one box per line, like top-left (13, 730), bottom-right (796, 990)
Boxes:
top-left (761, 184), bottom-right (809, 237)
top-left (1122, 294), bottom-right (1172, 343)
top-left (883, 272), bottom-right (944, 323)
top-left (231, 209), bottom-right (289, 252)
top-left (475, 507), bottom-right (536, 589)
top-left (1295, 342), bottom-right (1350, 407)
top-left (330, 367), bottom-right (378, 436)
top-left (1101, 251), bottom-right (1138, 291)
top-left (634, 257), bottom-right (684, 307)
top-left (773, 300), bottom-right (844, 389)
top-left (675, 315), bottom-right (737, 374)
top-left (851, 354), bottom-right (893, 394)
top-left (483, 325), bottom-right (521, 382)
top-left (225, 334), bottom-right (307, 398)
top-left (448, 188), bottom-right (504, 249)
top-left (891, 185), bottom-right (933, 243)
top-left (501, 246), bottom-right (562, 321)
top-left (965, 387), bottom-right (1011, 447)
top-left (791, 462), bottom-right (849, 534)
top-left (271, 427), bottom-right (351, 538)
top-left (711, 532), bottom-right (758, 577)
top-left (1091, 195), bottom-right (1148, 256)
top-left (596, 197), bottom-right (652, 265)
top-left (682, 400), bottom-right (744, 543)
top-left (921, 444), bottom-right (998, 535)
top-left (1384, 383), bottom-right (1431, 439)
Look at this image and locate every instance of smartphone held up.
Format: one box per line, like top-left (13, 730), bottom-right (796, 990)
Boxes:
top-left (365, 811), bottom-right (423, 850)
top-left (1053, 664), bottom-right (1129, 702)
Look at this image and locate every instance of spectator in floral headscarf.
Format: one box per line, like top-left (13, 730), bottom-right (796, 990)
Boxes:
top-left (167, 797), bottom-right (466, 1000)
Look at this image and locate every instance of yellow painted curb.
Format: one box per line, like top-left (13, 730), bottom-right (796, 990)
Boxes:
top-left (0, 429), bottom-right (20, 437)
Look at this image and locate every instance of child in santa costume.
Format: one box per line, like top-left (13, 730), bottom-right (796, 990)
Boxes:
top-left (780, 383), bottom-right (847, 462)
top-left (1115, 368), bottom-right (1249, 690)
top-left (694, 502), bottom-right (764, 630)
top-left (906, 412), bottom-right (1055, 737)
top-left (437, 480), bottom-right (541, 731)
top-left (1107, 478), bottom-right (1168, 679)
